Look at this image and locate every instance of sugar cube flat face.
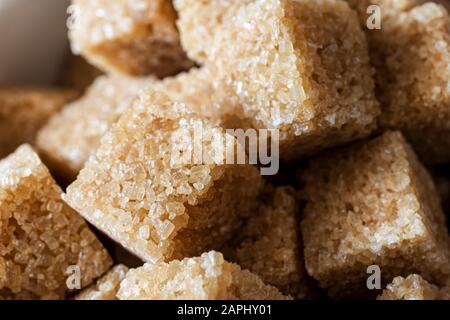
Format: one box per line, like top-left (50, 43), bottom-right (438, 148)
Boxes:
top-left (0, 88), bottom-right (78, 159)
top-left (117, 251), bottom-right (289, 300)
top-left (301, 131), bottom-right (450, 298)
top-left (64, 92), bottom-right (263, 263)
top-left (75, 265), bottom-right (128, 300)
top-left (178, 0), bottom-right (379, 160)
top-left (154, 66), bottom-right (244, 128)
top-left (377, 274), bottom-right (441, 300)
top-left (0, 145), bottom-right (112, 299)
top-left (347, 0), bottom-right (450, 164)
top-left (173, 0), bottom-right (250, 63)
top-left (226, 186), bottom-right (309, 299)
top-left (36, 75), bottom-right (153, 182)
top-left (70, 0), bottom-right (192, 77)
top-left (37, 69), bottom-right (241, 184)
top-left (378, 3), bottom-right (450, 164)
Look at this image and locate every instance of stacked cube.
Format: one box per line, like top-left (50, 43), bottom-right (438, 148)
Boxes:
top-left (117, 251), bottom-right (289, 300)
top-left (301, 132), bottom-right (450, 297)
top-left (37, 75), bottom-right (154, 182)
top-left (1, 0), bottom-right (449, 300)
top-left (378, 275), bottom-right (442, 300)
top-left (69, 0), bottom-right (193, 77)
top-left (0, 88), bottom-right (78, 159)
top-left (75, 265), bottom-right (128, 300)
top-left (346, 0), bottom-right (450, 164)
top-left (0, 145), bottom-right (112, 299)
top-left (176, 0), bottom-right (380, 160)
top-left (224, 186), bottom-right (311, 299)
top-left (63, 92), bottom-right (263, 263)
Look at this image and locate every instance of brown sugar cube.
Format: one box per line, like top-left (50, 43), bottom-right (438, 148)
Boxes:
top-left (346, 0), bottom-right (450, 164)
top-left (61, 55), bottom-right (103, 91)
top-left (154, 66), bottom-right (244, 127)
top-left (155, 67), bottom-right (228, 121)
top-left (0, 88), bottom-right (78, 159)
top-left (301, 131), bottom-right (450, 298)
top-left (377, 274), bottom-right (441, 300)
top-left (173, 0), bottom-right (250, 63)
top-left (117, 251), bottom-right (290, 300)
top-left (63, 92), bottom-right (263, 263)
top-left (225, 186), bottom-right (309, 299)
top-left (75, 265), bottom-right (128, 300)
top-left (69, 0), bottom-right (192, 77)
top-left (0, 145), bottom-right (112, 299)
top-left (175, 0), bottom-right (380, 161)
top-left (37, 68), bottom-right (240, 184)
top-left (36, 75), bottom-right (153, 182)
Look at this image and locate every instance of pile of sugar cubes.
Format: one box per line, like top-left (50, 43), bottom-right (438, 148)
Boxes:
top-left (1, 0), bottom-right (450, 300)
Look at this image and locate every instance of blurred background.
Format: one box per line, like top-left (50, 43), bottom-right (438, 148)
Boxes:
top-left (0, 0), bottom-right (70, 85)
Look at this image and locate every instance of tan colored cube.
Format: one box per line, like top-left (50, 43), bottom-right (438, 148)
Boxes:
top-left (69, 0), bottom-right (192, 77)
top-left (0, 88), bottom-right (78, 159)
top-left (377, 275), bottom-right (441, 300)
top-left (346, 0), bottom-right (450, 164)
top-left (176, 0), bottom-right (380, 161)
top-left (36, 75), bottom-right (153, 182)
top-left (154, 67), bottom-right (244, 127)
top-left (301, 131), bottom-right (450, 298)
top-left (0, 145), bottom-right (112, 299)
top-left (37, 68), bottom-right (241, 184)
top-left (174, 0), bottom-right (249, 63)
top-left (226, 186), bottom-right (309, 299)
top-left (75, 265), bottom-right (128, 300)
top-left (63, 92), bottom-right (263, 263)
top-left (117, 251), bottom-right (290, 300)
